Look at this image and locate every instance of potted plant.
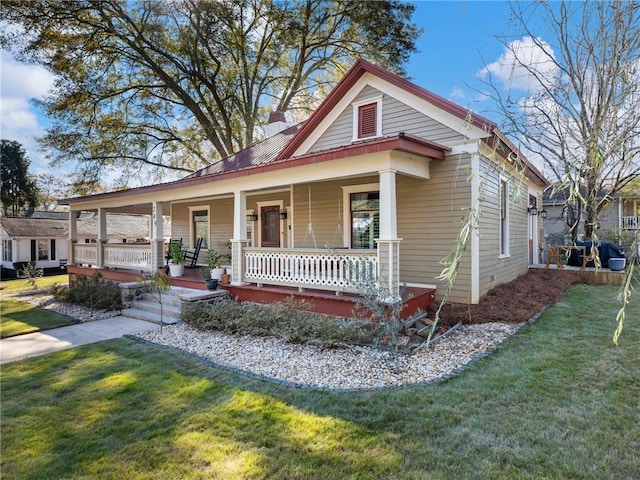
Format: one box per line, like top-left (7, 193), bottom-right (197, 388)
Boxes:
top-left (204, 248), bottom-right (225, 281)
top-left (168, 241), bottom-right (185, 277)
top-left (201, 267), bottom-right (219, 290)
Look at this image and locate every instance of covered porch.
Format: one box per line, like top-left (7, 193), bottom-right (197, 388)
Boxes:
top-left (60, 133), bottom-right (445, 316)
top-left (66, 264), bottom-right (435, 319)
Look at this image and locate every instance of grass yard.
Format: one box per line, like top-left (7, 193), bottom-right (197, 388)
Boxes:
top-left (0, 298), bottom-right (78, 338)
top-left (0, 274), bottom-right (68, 294)
top-left (1, 284), bottom-right (639, 479)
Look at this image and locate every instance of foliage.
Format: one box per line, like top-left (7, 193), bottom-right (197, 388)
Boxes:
top-left (201, 248), bottom-right (222, 279)
top-left (1, 285), bottom-right (639, 479)
top-left (0, 140), bottom-right (40, 216)
top-left (137, 271), bottom-right (171, 332)
top-left (168, 241), bottom-right (185, 265)
top-left (0, 298), bottom-right (77, 338)
top-left (18, 261), bottom-right (43, 289)
top-left (182, 298), bottom-right (368, 348)
top-left (482, 1), bottom-right (640, 242)
top-left (0, 0), bottom-right (419, 188)
top-left (52, 273), bottom-right (122, 313)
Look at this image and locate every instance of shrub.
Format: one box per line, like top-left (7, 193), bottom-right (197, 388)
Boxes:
top-left (182, 297), bottom-right (368, 348)
top-left (52, 273), bottom-right (122, 311)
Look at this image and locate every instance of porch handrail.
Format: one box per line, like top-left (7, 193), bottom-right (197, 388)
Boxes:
top-left (621, 216), bottom-right (639, 230)
top-left (103, 244), bottom-right (153, 271)
top-left (73, 243), bottom-right (98, 265)
top-left (243, 247), bottom-right (378, 293)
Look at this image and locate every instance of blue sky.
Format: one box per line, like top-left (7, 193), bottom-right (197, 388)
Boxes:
top-left (0, 1), bottom-right (536, 179)
top-left (407, 1), bottom-right (518, 111)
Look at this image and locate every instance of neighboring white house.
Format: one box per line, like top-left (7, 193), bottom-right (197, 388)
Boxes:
top-left (0, 211), bottom-right (164, 276)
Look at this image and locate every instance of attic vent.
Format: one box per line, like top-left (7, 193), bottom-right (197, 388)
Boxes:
top-left (358, 103), bottom-right (377, 139)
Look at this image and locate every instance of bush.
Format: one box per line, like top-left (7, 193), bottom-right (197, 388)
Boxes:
top-left (182, 297), bottom-right (369, 348)
top-left (52, 273), bottom-right (122, 311)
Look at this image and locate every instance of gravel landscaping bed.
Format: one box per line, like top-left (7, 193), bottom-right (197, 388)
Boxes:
top-left (14, 292), bottom-right (121, 323)
top-left (17, 292), bottom-right (525, 391)
top-left (136, 321), bottom-right (523, 391)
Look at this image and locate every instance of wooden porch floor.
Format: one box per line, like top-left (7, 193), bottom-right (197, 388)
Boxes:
top-left (67, 265), bottom-right (435, 319)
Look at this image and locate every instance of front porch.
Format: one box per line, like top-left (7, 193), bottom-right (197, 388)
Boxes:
top-left (67, 264), bottom-right (436, 319)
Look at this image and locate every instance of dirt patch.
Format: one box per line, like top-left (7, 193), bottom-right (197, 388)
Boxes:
top-left (433, 271), bottom-right (583, 326)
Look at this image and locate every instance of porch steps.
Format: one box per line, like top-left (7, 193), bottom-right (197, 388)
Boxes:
top-left (120, 286), bottom-right (229, 325)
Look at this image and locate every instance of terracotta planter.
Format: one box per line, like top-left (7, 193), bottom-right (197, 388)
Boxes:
top-left (220, 273), bottom-right (231, 284)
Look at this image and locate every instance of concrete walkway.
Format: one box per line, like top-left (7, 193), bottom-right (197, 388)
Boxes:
top-left (0, 316), bottom-right (157, 364)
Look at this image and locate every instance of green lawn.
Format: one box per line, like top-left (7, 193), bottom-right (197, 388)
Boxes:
top-left (1, 284), bottom-right (638, 479)
top-left (0, 274), bottom-right (68, 294)
top-left (0, 298), bottom-right (78, 338)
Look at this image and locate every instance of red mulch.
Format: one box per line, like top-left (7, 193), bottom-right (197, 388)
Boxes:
top-left (433, 271), bottom-right (583, 326)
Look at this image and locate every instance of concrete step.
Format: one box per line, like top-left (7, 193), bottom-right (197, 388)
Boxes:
top-left (121, 307), bottom-right (180, 325)
top-left (121, 286), bottom-right (229, 326)
top-left (131, 298), bottom-right (182, 318)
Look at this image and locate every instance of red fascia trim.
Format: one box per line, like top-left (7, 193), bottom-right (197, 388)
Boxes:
top-left (59, 135), bottom-right (448, 206)
top-left (278, 58), bottom-right (496, 160)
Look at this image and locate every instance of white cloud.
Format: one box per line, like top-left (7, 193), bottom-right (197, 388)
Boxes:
top-left (0, 50), bottom-right (55, 173)
top-left (477, 36), bottom-right (558, 92)
top-left (448, 86), bottom-right (465, 100)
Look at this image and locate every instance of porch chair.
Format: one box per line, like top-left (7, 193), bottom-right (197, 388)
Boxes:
top-left (165, 238), bottom-right (182, 266)
top-left (182, 237), bottom-right (204, 268)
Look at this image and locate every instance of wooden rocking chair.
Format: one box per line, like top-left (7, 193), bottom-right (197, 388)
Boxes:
top-left (182, 237), bottom-right (204, 268)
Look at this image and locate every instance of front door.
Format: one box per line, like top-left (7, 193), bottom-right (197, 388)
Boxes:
top-left (261, 206), bottom-right (281, 247)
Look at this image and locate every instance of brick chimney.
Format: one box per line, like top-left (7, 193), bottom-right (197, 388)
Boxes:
top-left (266, 110), bottom-right (288, 136)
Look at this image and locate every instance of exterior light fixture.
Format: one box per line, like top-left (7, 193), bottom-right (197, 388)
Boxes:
top-left (246, 211), bottom-right (258, 222)
top-left (539, 209), bottom-right (548, 219)
top-left (528, 205), bottom-right (538, 216)
top-left (279, 208), bottom-right (288, 220)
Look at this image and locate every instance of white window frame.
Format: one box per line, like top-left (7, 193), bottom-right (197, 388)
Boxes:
top-left (351, 95), bottom-right (383, 142)
top-left (342, 183), bottom-right (380, 248)
top-left (37, 239), bottom-right (49, 261)
top-left (2, 239), bottom-right (12, 262)
top-left (189, 205), bottom-right (210, 249)
top-left (499, 177), bottom-right (510, 258)
top-left (245, 209), bottom-right (255, 247)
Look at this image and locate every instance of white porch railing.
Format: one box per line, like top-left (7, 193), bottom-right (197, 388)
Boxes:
top-left (243, 247), bottom-right (378, 293)
top-left (621, 216), bottom-right (639, 230)
top-left (73, 244), bottom-right (98, 265)
top-left (104, 244), bottom-right (153, 270)
top-left (72, 243), bottom-right (153, 271)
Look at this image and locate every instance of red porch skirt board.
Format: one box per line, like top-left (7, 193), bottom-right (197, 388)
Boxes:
top-left (67, 266), bottom-right (435, 319)
top-left (224, 285), bottom-right (436, 319)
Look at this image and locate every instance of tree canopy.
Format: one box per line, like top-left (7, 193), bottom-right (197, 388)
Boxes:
top-left (0, 140), bottom-right (40, 217)
top-left (0, 0), bottom-right (420, 190)
top-left (481, 0), bottom-right (640, 242)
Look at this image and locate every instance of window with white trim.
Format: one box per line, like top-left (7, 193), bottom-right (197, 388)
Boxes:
top-left (2, 240), bottom-right (12, 262)
top-left (499, 178), bottom-right (510, 256)
top-left (190, 206), bottom-right (209, 248)
top-left (352, 96), bottom-right (382, 141)
top-left (351, 192), bottom-right (380, 249)
top-left (38, 239), bottom-right (49, 260)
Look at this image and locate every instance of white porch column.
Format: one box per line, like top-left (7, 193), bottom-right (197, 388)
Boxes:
top-left (68, 210), bottom-right (77, 265)
top-left (97, 208), bottom-right (107, 267)
top-left (151, 201), bottom-right (165, 271)
top-left (231, 191), bottom-right (248, 286)
top-left (377, 169), bottom-right (401, 302)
